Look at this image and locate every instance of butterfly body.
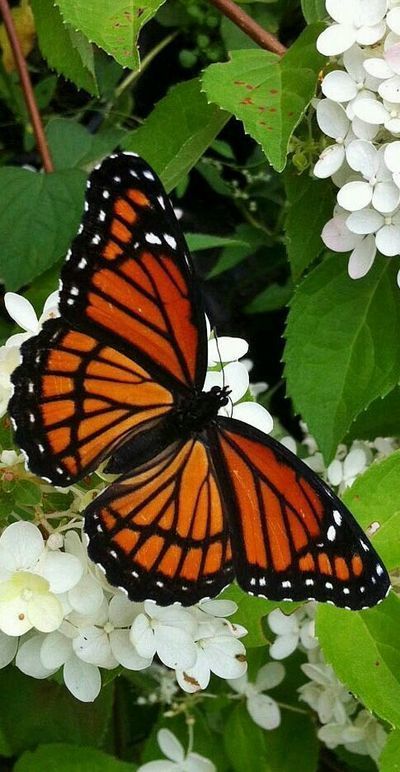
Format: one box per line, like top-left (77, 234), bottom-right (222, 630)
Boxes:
top-left (9, 152), bottom-right (390, 611)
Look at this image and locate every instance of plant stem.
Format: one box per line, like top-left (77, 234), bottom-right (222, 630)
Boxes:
top-left (115, 32), bottom-right (178, 99)
top-left (208, 0), bottom-right (287, 56)
top-left (0, 0), bottom-right (54, 172)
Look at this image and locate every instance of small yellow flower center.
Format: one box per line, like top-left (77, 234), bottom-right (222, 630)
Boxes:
top-left (0, 571), bottom-right (50, 602)
top-left (104, 622), bottom-right (114, 634)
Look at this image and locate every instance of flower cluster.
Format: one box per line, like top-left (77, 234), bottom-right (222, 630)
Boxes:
top-left (314, 0), bottom-right (400, 284)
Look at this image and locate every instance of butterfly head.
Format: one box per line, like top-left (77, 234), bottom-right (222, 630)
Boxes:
top-left (176, 385), bottom-right (231, 436)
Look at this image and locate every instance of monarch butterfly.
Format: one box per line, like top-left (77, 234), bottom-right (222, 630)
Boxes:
top-left (9, 153), bottom-right (389, 610)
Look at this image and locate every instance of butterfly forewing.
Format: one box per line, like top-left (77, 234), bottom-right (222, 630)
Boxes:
top-left (211, 417), bottom-right (390, 610)
top-left (84, 437), bottom-right (233, 605)
top-left (9, 319), bottom-right (175, 486)
top-left (59, 153), bottom-right (207, 393)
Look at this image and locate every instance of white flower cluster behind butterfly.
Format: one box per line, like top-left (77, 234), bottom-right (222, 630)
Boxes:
top-left (0, 290), bottom-right (273, 702)
top-left (314, 0), bottom-right (400, 284)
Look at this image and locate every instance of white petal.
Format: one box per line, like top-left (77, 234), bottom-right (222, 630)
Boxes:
top-left (379, 75), bottom-right (400, 103)
top-left (110, 630), bottom-right (152, 670)
top-left (317, 24), bottom-right (356, 56)
top-left (208, 336), bottom-right (248, 365)
top-left (227, 672), bottom-right (248, 695)
top-left (316, 100), bottom-right (350, 140)
top-left (0, 631), bottom-right (17, 667)
top-left (375, 223), bottom-right (400, 255)
top-left (322, 71), bottom-right (357, 102)
top-left (327, 459), bottom-right (344, 486)
top-left (186, 755), bottom-right (216, 772)
top-left (255, 661), bottom-right (285, 691)
top-left (269, 633), bottom-right (299, 660)
top-left (0, 521), bottom-right (44, 572)
top-left (343, 448), bottom-right (367, 478)
top-left (337, 180), bottom-right (372, 211)
top-left (136, 763), bottom-right (176, 772)
top-left (199, 599), bottom-right (237, 617)
top-left (203, 369), bottom-right (223, 394)
top-left (156, 625), bottom-right (197, 670)
top-left (356, 22), bottom-right (386, 46)
top-left (27, 592), bottom-right (64, 633)
top-left (39, 551), bottom-right (83, 594)
top-left (231, 401), bottom-right (273, 434)
top-left (385, 117), bottom-right (400, 134)
top-left (0, 597), bottom-right (31, 636)
top-left (364, 57), bottom-right (394, 79)
top-left (314, 145), bottom-right (345, 179)
top-left (63, 654), bottom-right (101, 702)
top-left (322, 216), bottom-right (361, 252)
top-left (348, 235), bottom-right (377, 278)
top-left (356, 0), bottom-right (386, 27)
top-left (73, 626), bottom-right (117, 668)
top-left (223, 361), bottom-right (249, 404)
top-left (326, 0), bottom-right (354, 25)
top-left (42, 290), bottom-right (59, 317)
top-left (130, 614), bottom-right (156, 659)
top-left (40, 630), bottom-right (71, 669)
top-left (16, 634), bottom-right (57, 679)
top-left (268, 609), bottom-right (298, 635)
top-left (353, 98), bottom-right (387, 125)
top-left (158, 729), bottom-right (185, 764)
top-left (343, 44), bottom-right (366, 82)
top-left (247, 694), bottom-right (281, 730)
top-left (345, 139), bottom-right (378, 177)
top-left (388, 7), bottom-right (400, 35)
top-left (68, 573), bottom-right (104, 616)
top-left (109, 592), bottom-right (140, 627)
top-left (384, 141), bottom-right (400, 173)
top-left (346, 208), bottom-right (383, 234)
top-left (351, 116), bottom-right (379, 141)
top-left (372, 182), bottom-right (400, 213)
top-left (202, 635), bottom-right (247, 678)
top-left (4, 293), bottom-right (38, 332)
top-left (176, 648), bottom-right (211, 693)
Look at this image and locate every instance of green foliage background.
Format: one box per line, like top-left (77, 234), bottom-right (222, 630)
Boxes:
top-left (0, 0), bottom-right (399, 770)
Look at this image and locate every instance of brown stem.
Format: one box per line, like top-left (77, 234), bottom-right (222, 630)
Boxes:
top-left (208, 0), bottom-right (287, 56)
top-left (0, 0), bottom-right (53, 172)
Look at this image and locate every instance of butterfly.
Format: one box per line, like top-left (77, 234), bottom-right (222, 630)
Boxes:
top-left (9, 152), bottom-right (390, 611)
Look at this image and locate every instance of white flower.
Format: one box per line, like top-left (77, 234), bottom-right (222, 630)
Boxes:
top-left (207, 336), bottom-right (248, 365)
top-left (63, 530), bottom-right (104, 616)
top-left (338, 141), bottom-right (400, 213)
top-left (137, 728), bottom-right (216, 772)
top-left (299, 653), bottom-right (357, 725)
top-left (327, 445), bottom-right (371, 491)
top-left (317, 0), bottom-right (387, 56)
top-left (322, 214), bottom-right (377, 278)
top-left (176, 601), bottom-right (247, 693)
top-left (268, 606), bottom-right (318, 660)
top-left (130, 602), bottom-right (198, 670)
top-left (318, 710), bottom-right (387, 761)
top-left (4, 290), bottom-right (59, 348)
top-left (0, 522), bottom-right (82, 636)
top-left (228, 662), bottom-right (285, 730)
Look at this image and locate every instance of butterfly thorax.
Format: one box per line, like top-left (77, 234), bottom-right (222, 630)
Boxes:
top-left (176, 385), bottom-right (230, 436)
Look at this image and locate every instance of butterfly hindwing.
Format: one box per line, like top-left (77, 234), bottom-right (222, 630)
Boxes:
top-left (9, 318), bottom-right (175, 486)
top-left (211, 417), bottom-right (390, 610)
top-left (59, 153), bottom-right (208, 393)
top-left (84, 437), bottom-right (233, 605)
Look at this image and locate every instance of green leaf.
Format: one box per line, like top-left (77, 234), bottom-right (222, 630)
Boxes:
top-left (54, 0), bottom-right (166, 70)
top-left (316, 592), bottom-right (400, 728)
top-left (14, 744), bottom-right (136, 772)
top-left (301, 0), bottom-right (328, 23)
top-left (284, 255), bottom-right (400, 461)
top-left (346, 386), bottom-right (400, 442)
top-left (224, 703), bottom-right (318, 772)
top-left (342, 451), bottom-right (400, 571)
top-left (0, 167), bottom-right (86, 290)
top-left (208, 223), bottom-right (267, 278)
top-left (31, 0), bottom-right (98, 95)
top-left (122, 79), bottom-right (229, 192)
top-left (14, 480), bottom-right (42, 507)
top-left (185, 233), bottom-right (249, 252)
top-left (0, 669), bottom-right (113, 755)
top-left (46, 117), bottom-right (123, 170)
top-left (245, 280), bottom-right (293, 313)
top-left (221, 584), bottom-right (300, 647)
top-left (380, 730), bottom-right (400, 772)
top-left (284, 170), bottom-right (336, 280)
top-left (202, 27), bottom-right (324, 172)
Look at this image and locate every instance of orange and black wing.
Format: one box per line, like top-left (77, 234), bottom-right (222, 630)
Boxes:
top-left (211, 418), bottom-right (390, 610)
top-left (9, 319), bottom-right (175, 486)
top-left (84, 437), bottom-right (233, 605)
top-left (59, 152), bottom-right (208, 393)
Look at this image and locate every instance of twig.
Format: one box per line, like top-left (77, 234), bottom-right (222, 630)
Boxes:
top-left (0, 0), bottom-right (54, 172)
top-left (208, 0), bottom-right (287, 56)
